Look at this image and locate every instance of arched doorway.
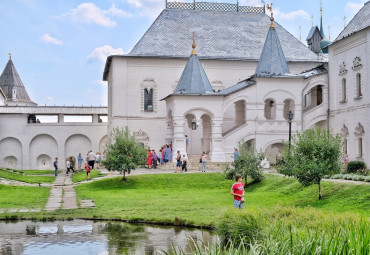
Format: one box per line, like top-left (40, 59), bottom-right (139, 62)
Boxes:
top-left (265, 142), bottom-right (284, 164)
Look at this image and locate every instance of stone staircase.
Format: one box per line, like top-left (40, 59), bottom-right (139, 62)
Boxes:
top-left (159, 155), bottom-right (229, 171)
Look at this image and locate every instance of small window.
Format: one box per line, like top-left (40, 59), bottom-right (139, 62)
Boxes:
top-left (341, 78), bottom-right (347, 102)
top-left (144, 88), bottom-right (153, 111)
top-left (343, 138), bottom-right (347, 153)
top-left (317, 85), bottom-right (323, 105)
top-left (356, 73), bottom-right (362, 97)
top-left (264, 99), bottom-right (276, 120)
top-left (358, 138), bottom-right (363, 158)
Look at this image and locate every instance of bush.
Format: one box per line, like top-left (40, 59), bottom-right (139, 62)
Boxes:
top-left (347, 161), bottom-right (367, 174)
top-left (331, 174), bottom-right (343, 179)
top-left (365, 176), bottom-right (370, 182)
top-left (224, 164), bottom-right (237, 180)
top-left (343, 174), bottom-right (353, 180)
top-left (217, 210), bottom-right (261, 246)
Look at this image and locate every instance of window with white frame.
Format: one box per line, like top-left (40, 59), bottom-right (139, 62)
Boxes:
top-left (356, 73), bottom-right (362, 97)
top-left (144, 88), bottom-right (153, 111)
top-left (140, 78), bottom-right (157, 112)
top-left (341, 78), bottom-right (347, 102)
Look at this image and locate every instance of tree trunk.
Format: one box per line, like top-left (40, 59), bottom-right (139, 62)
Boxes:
top-left (318, 179), bottom-right (322, 200)
top-left (122, 170), bottom-right (126, 181)
top-left (245, 175), bottom-right (248, 188)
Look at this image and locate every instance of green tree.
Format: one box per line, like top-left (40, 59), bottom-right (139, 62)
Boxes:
top-left (233, 143), bottom-right (265, 186)
top-left (278, 128), bottom-right (342, 200)
top-left (102, 127), bottom-right (147, 180)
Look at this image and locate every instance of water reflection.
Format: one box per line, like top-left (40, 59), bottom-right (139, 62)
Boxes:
top-left (0, 220), bottom-right (216, 255)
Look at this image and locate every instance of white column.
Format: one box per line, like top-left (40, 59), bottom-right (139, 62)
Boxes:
top-left (172, 117), bottom-right (186, 162)
top-left (166, 119), bottom-right (174, 145)
top-left (210, 118), bottom-right (226, 162)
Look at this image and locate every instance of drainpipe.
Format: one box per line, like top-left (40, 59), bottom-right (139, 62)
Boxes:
top-left (326, 64), bottom-right (330, 132)
top-left (301, 79), bottom-right (312, 132)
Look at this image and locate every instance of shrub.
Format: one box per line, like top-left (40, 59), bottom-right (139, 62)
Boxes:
top-left (331, 174), bottom-right (343, 179)
top-left (223, 164), bottom-right (237, 180)
top-left (365, 176), bottom-right (370, 182)
top-left (355, 168), bottom-right (369, 176)
top-left (217, 209), bottom-right (261, 246)
top-left (343, 174), bottom-right (353, 180)
top-left (347, 161), bottom-right (367, 174)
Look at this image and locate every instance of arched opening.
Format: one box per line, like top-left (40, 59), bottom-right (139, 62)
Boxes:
top-left (30, 134), bottom-right (57, 170)
top-left (343, 138), bottom-right (347, 153)
top-left (283, 99), bottom-right (295, 120)
top-left (65, 134), bottom-right (92, 169)
top-left (341, 78), bottom-right (347, 102)
top-left (222, 100), bottom-right (246, 135)
top-left (358, 137), bottom-right (363, 158)
top-left (36, 154), bottom-right (52, 170)
top-left (356, 73), bottom-right (362, 97)
top-left (304, 85), bottom-right (324, 111)
top-left (0, 137), bottom-right (22, 169)
top-left (264, 99), bottom-right (276, 120)
top-left (185, 113), bottom-right (198, 155)
top-left (244, 139), bottom-right (255, 150)
top-left (201, 114), bottom-right (212, 155)
top-left (265, 142), bottom-right (284, 164)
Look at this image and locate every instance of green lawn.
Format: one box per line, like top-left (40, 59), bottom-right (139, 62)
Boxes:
top-left (0, 169), bottom-right (56, 183)
top-left (74, 173), bottom-right (369, 226)
top-left (72, 169), bottom-right (107, 183)
top-left (0, 184), bottom-right (50, 209)
top-left (12, 169), bottom-right (61, 175)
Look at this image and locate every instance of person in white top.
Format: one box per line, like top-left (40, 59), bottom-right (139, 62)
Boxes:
top-left (95, 152), bottom-right (100, 169)
top-left (201, 151), bottom-right (208, 172)
top-left (66, 158), bottom-right (71, 176)
top-left (87, 150), bottom-right (96, 170)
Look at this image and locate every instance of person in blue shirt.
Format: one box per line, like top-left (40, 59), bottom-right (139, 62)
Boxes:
top-left (234, 148), bottom-right (239, 162)
top-left (185, 135), bottom-right (189, 152)
top-left (77, 153), bottom-right (83, 172)
top-left (164, 145), bottom-right (172, 163)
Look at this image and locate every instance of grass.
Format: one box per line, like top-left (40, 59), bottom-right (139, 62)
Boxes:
top-left (72, 169), bottom-right (107, 183)
top-left (11, 169), bottom-right (61, 175)
top-left (72, 173), bottom-right (369, 226)
top-left (0, 169), bottom-right (55, 183)
top-left (0, 184), bottom-right (50, 209)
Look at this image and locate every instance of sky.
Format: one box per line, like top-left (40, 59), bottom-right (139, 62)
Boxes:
top-left (0, 0), bottom-right (367, 106)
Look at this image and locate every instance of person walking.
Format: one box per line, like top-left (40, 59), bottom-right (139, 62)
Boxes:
top-left (201, 151), bottom-right (208, 172)
top-left (87, 150), bottom-right (96, 170)
top-left (96, 152), bottom-right (100, 169)
top-left (77, 153), bottom-right (83, 172)
top-left (176, 151), bottom-right (181, 173)
top-left (53, 157), bottom-right (58, 176)
top-left (164, 145), bottom-right (172, 163)
top-left (84, 162), bottom-right (91, 181)
top-left (157, 149), bottom-right (162, 166)
top-left (182, 154), bottom-right (188, 172)
top-left (230, 174), bottom-right (245, 209)
top-left (66, 157), bottom-right (71, 176)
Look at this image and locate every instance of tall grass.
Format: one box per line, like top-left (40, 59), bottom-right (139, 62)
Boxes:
top-left (161, 207), bottom-right (370, 255)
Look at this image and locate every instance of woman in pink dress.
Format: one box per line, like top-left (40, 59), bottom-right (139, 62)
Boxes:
top-left (147, 149), bottom-right (153, 169)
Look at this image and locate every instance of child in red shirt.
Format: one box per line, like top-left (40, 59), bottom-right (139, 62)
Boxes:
top-left (230, 174), bottom-right (244, 209)
top-left (85, 162), bottom-right (91, 180)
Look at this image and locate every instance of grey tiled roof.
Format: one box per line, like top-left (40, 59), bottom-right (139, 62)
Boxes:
top-left (128, 8), bottom-right (322, 62)
top-left (173, 53), bottom-right (214, 94)
top-left (255, 26), bottom-right (290, 76)
top-left (217, 79), bottom-right (255, 95)
top-left (0, 59), bottom-right (34, 103)
top-left (334, 1), bottom-right (370, 42)
top-left (300, 64), bottom-right (328, 78)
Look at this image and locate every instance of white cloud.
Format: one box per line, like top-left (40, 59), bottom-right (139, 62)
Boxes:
top-left (87, 45), bottom-right (124, 62)
top-left (239, 0), bottom-right (264, 7)
top-left (94, 80), bottom-right (108, 86)
top-left (345, 1), bottom-right (365, 15)
top-left (274, 9), bottom-right (311, 20)
top-left (40, 33), bottom-right (63, 45)
top-left (124, 0), bottom-right (163, 18)
top-left (47, 96), bottom-right (53, 101)
top-left (65, 2), bottom-right (132, 27)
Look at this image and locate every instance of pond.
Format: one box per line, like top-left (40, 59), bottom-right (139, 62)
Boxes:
top-left (0, 220), bottom-right (217, 255)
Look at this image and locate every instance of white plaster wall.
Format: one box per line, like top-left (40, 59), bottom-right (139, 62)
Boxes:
top-left (0, 137), bottom-right (22, 169)
top-left (328, 28), bottom-right (369, 166)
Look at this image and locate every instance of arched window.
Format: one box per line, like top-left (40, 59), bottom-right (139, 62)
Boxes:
top-left (144, 88), bottom-right (153, 111)
top-left (283, 99), bottom-right (295, 120)
top-left (356, 73), bottom-right (362, 97)
top-left (264, 99), bottom-right (276, 120)
top-left (343, 138), bottom-right (347, 153)
top-left (316, 85), bottom-right (323, 105)
top-left (358, 137), bottom-right (363, 158)
top-left (341, 78), bottom-right (347, 102)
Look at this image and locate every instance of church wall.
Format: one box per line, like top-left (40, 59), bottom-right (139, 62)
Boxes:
top-left (328, 27), bottom-right (369, 166)
top-left (0, 113), bottom-right (107, 170)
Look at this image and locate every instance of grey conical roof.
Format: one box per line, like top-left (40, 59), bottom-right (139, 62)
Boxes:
top-left (173, 53), bottom-right (214, 94)
top-left (0, 58), bottom-right (34, 103)
top-left (255, 25), bottom-right (290, 77)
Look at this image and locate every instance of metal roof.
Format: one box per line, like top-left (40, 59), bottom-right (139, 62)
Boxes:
top-left (306, 26), bottom-right (322, 41)
top-left (128, 8), bottom-right (321, 62)
top-left (334, 1), bottom-right (370, 42)
top-left (217, 79), bottom-right (255, 95)
top-left (255, 26), bottom-right (290, 77)
top-left (173, 53), bottom-right (214, 95)
top-left (0, 59), bottom-right (35, 104)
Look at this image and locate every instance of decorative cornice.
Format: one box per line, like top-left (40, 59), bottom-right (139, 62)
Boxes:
top-left (134, 129), bottom-right (149, 141)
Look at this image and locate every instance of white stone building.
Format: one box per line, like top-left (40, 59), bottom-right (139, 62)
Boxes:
top-left (0, 1), bottom-right (369, 169)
